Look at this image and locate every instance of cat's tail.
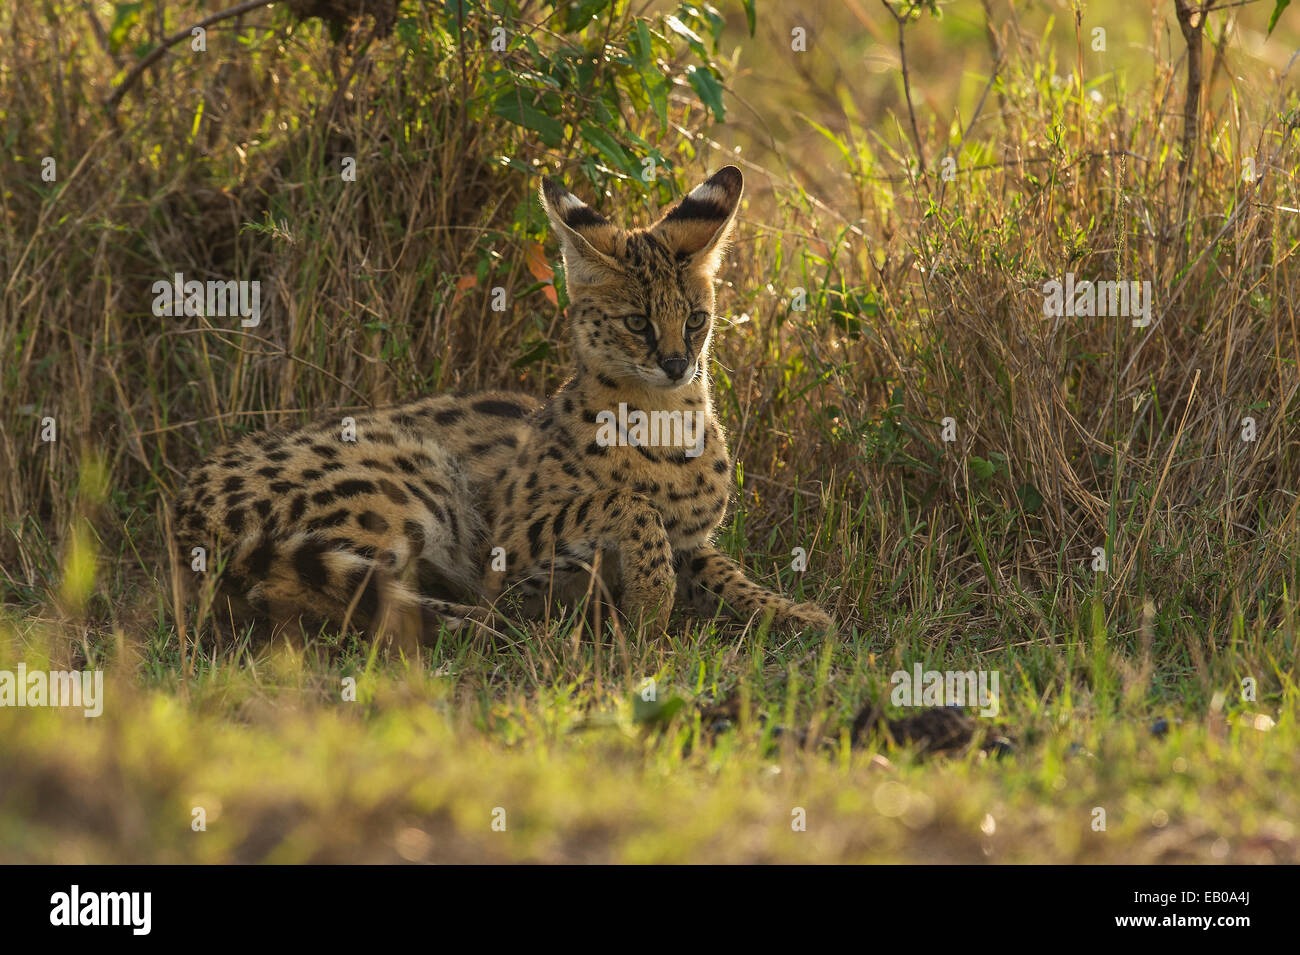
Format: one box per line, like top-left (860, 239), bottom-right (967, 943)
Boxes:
top-left (205, 530), bottom-right (504, 650)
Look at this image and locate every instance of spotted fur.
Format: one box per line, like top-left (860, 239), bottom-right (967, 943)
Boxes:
top-left (173, 166), bottom-right (832, 648)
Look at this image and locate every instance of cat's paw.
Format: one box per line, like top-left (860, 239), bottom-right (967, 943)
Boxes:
top-left (773, 601), bottom-right (834, 634)
top-left (440, 603), bottom-right (509, 637)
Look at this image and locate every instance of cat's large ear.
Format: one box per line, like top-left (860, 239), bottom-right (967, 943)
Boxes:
top-left (649, 166), bottom-right (743, 273)
top-left (539, 177), bottom-right (620, 286)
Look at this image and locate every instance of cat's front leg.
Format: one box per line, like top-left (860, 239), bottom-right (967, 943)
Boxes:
top-left (676, 544), bottom-right (832, 633)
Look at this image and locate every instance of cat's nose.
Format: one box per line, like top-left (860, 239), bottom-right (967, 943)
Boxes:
top-left (659, 356), bottom-right (690, 380)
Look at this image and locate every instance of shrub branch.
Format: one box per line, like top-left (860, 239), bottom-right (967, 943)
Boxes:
top-left (105, 0), bottom-right (277, 113)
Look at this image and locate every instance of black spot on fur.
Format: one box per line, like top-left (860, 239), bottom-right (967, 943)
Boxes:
top-left (306, 509), bottom-right (350, 532)
top-left (245, 537), bottom-right (276, 577)
top-left (358, 511), bottom-right (389, 533)
top-left (335, 479), bottom-right (377, 498)
top-left (472, 399), bottom-right (527, 419)
top-left (336, 541), bottom-right (378, 560)
top-left (426, 497), bottom-right (449, 526)
top-left (528, 518), bottom-right (546, 558)
top-left (551, 503), bottom-right (569, 538)
top-left (378, 479), bottom-right (408, 505)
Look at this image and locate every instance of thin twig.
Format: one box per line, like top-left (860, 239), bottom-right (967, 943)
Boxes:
top-left (79, 0), bottom-right (119, 66)
top-left (1172, 0), bottom-right (1211, 265)
top-left (879, 0), bottom-right (927, 173)
top-left (104, 0), bottom-right (277, 112)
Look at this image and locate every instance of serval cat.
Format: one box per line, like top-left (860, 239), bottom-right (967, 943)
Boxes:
top-left (173, 166), bottom-right (833, 650)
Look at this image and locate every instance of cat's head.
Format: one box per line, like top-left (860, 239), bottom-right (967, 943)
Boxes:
top-left (539, 166), bottom-right (742, 391)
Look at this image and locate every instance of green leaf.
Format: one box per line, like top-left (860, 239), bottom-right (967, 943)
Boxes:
top-left (1268, 0), bottom-right (1290, 35)
top-left (642, 70), bottom-right (670, 131)
top-left (686, 65), bottom-right (726, 122)
top-left (579, 122), bottom-right (635, 176)
top-left (560, 0), bottom-right (610, 33)
top-left (630, 20), bottom-right (669, 131)
top-left (970, 456), bottom-right (996, 480)
top-left (740, 0), bottom-right (756, 36)
top-left (693, 4), bottom-right (727, 45)
top-left (394, 17), bottom-right (419, 46)
top-left (513, 339), bottom-right (552, 368)
top-left (633, 19), bottom-right (653, 68)
top-left (800, 115), bottom-right (855, 167)
top-left (492, 92), bottom-right (565, 146)
top-left (664, 14), bottom-right (707, 58)
top-left (1017, 481), bottom-right (1044, 515)
top-left (108, 2), bottom-right (142, 55)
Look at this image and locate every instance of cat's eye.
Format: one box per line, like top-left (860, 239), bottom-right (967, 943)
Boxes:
top-left (686, 311), bottom-right (710, 330)
top-left (624, 314), bottom-right (649, 333)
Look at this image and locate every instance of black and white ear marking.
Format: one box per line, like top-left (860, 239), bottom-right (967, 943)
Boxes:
top-left (541, 177), bottom-right (609, 231)
top-left (650, 166), bottom-right (744, 270)
top-left (539, 176), bottom-right (620, 285)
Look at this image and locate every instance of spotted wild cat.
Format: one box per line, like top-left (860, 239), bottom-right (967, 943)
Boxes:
top-left (173, 166), bottom-right (833, 647)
